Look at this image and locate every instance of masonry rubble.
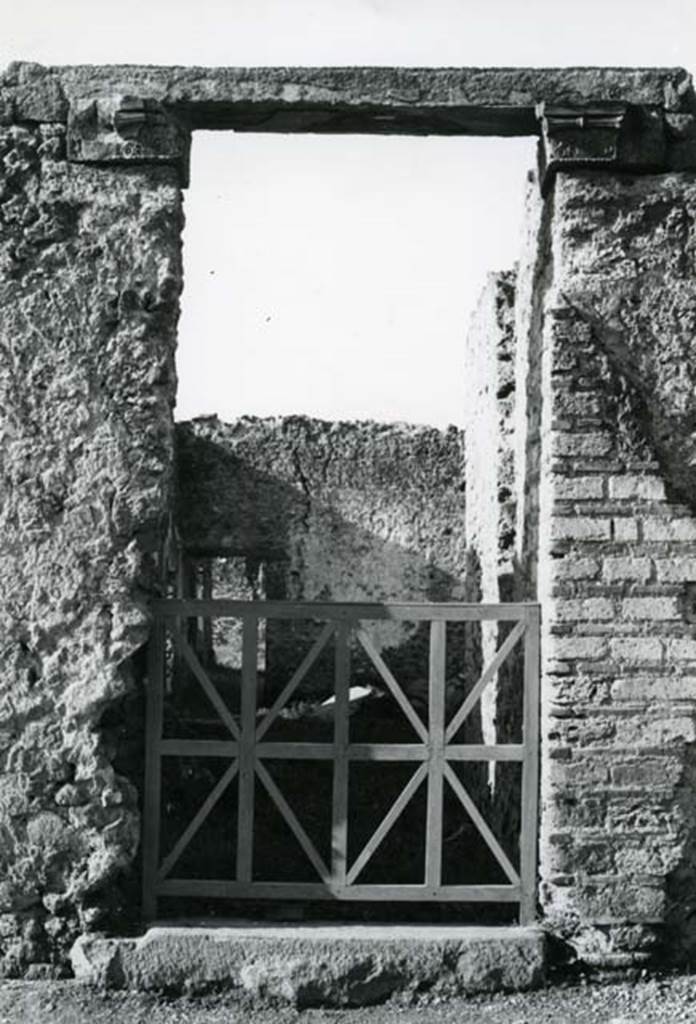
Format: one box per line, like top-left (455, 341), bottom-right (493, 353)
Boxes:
top-left (1, 59), bottom-right (696, 980)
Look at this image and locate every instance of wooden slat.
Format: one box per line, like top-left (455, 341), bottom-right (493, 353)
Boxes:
top-left (445, 619), bottom-right (527, 743)
top-left (160, 739), bottom-right (238, 758)
top-left (331, 622), bottom-right (351, 885)
top-left (444, 763), bottom-right (520, 885)
top-left (236, 616), bottom-right (258, 882)
top-left (445, 743), bottom-right (525, 762)
top-left (142, 621), bottom-right (165, 920)
top-left (425, 620), bottom-right (446, 888)
top-left (173, 630), bottom-right (240, 739)
top-left (356, 629), bottom-right (428, 742)
top-left (201, 560), bottom-right (213, 659)
top-left (256, 761), bottom-right (330, 882)
top-left (256, 622), bottom-right (336, 741)
top-left (256, 742), bottom-right (431, 760)
top-left (347, 763), bottom-right (428, 885)
top-left (159, 878), bottom-right (521, 902)
top-left (153, 598), bottom-right (535, 622)
top-left (348, 743), bottom-right (429, 761)
top-left (157, 759), bottom-right (239, 881)
top-left (520, 604), bottom-right (541, 925)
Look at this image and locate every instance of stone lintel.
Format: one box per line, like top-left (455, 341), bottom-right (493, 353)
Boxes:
top-left (2, 62), bottom-right (694, 134)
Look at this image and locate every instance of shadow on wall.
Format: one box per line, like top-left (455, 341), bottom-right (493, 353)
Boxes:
top-left (173, 420), bottom-right (474, 702)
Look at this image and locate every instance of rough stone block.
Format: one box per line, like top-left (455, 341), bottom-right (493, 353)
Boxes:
top-left (643, 518), bottom-right (696, 542)
top-left (614, 715), bottom-right (696, 746)
top-left (665, 638), bottom-right (696, 661)
top-left (613, 518), bottom-right (639, 542)
top-left (609, 637), bottom-right (663, 665)
top-left (550, 636), bottom-right (609, 661)
top-left (553, 432), bottom-right (614, 458)
top-left (554, 556), bottom-right (601, 580)
top-left (609, 476), bottom-right (666, 501)
top-left (621, 597), bottom-right (680, 620)
top-left (551, 517), bottom-right (612, 541)
top-left (70, 924), bottom-right (546, 1003)
top-left (554, 476), bottom-right (604, 500)
top-left (602, 557), bottom-right (652, 582)
top-left (551, 598), bottom-right (614, 621)
top-left (655, 558), bottom-right (696, 582)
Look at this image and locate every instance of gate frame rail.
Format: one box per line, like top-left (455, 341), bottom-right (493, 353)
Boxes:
top-left (142, 600), bottom-right (540, 923)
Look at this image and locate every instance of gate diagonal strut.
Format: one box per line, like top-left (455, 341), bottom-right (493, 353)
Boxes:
top-left (172, 627), bottom-right (240, 738)
top-left (446, 619), bottom-right (526, 743)
top-left (256, 622), bottom-right (336, 741)
top-left (158, 759), bottom-right (239, 881)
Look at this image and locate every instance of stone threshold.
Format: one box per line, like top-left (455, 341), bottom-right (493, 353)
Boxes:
top-left (70, 920), bottom-right (546, 1006)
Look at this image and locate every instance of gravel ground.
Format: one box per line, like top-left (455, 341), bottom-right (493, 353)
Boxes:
top-left (3, 975), bottom-right (696, 1024)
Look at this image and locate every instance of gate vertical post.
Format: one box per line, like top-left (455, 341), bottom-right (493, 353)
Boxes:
top-left (520, 605), bottom-right (540, 924)
top-left (237, 615), bottom-right (258, 882)
top-left (331, 622), bottom-right (351, 890)
top-left (425, 619), bottom-right (446, 889)
top-left (142, 617), bottom-right (165, 920)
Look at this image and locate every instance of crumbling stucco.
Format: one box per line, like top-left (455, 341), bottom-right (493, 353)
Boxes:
top-left (0, 124), bottom-right (182, 974)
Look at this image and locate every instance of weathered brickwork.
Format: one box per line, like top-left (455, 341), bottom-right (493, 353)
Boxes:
top-left (535, 171), bottom-right (696, 966)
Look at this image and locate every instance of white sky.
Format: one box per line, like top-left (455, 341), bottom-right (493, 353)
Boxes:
top-left (3, 1), bottom-right (695, 427)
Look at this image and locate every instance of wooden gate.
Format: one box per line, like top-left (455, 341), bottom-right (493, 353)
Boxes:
top-left (142, 600), bottom-right (540, 922)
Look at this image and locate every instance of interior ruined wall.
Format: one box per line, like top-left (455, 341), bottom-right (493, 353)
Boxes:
top-left (175, 415), bottom-right (475, 702)
top-left (0, 126), bottom-right (181, 975)
top-left (464, 271), bottom-right (517, 739)
top-left (533, 170), bottom-right (696, 967)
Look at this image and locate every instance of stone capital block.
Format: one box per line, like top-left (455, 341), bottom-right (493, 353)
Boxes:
top-left (535, 102), bottom-right (667, 195)
top-left (67, 94), bottom-right (191, 186)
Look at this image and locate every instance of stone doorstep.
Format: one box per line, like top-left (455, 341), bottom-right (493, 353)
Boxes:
top-left (70, 921), bottom-right (546, 1007)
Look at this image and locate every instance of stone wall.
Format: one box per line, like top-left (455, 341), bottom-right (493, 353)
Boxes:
top-left (0, 126), bottom-right (181, 974)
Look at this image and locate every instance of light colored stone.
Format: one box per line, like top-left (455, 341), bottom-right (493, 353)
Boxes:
top-left (643, 518), bottom-right (696, 542)
top-left (551, 517), bottom-right (612, 541)
top-left (554, 476), bottom-right (604, 500)
top-left (70, 923), bottom-right (546, 1004)
top-left (603, 557), bottom-right (651, 582)
top-left (621, 597), bottom-right (680, 620)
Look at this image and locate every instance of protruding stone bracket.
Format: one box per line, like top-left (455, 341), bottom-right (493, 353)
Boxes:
top-left (67, 94), bottom-right (191, 187)
top-left (536, 102), bottom-right (666, 195)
